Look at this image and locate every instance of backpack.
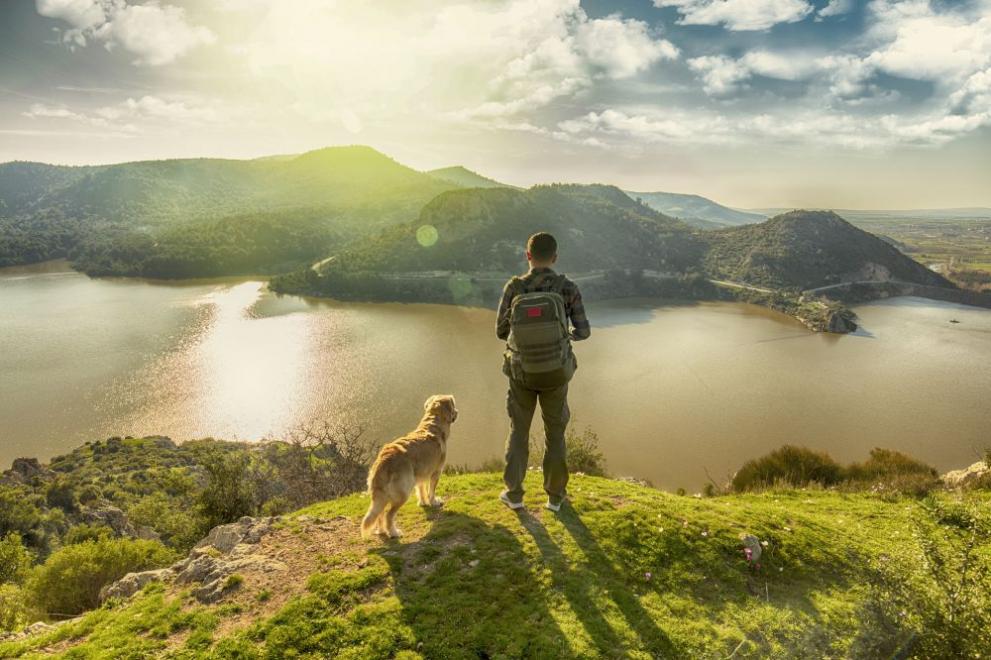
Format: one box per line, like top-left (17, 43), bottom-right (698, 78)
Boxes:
top-left (505, 275), bottom-right (576, 390)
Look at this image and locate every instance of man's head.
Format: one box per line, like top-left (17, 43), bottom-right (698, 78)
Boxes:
top-left (526, 232), bottom-right (558, 268)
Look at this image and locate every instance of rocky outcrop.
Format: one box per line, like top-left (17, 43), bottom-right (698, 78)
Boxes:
top-left (0, 621), bottom-right (57, 643)
top-left (942, 460), bottom-right (990, 489)
top-left (826, 310), bottom-right (858, 333)
top-left (99, 516), bottom-right (283, 605)
top-left (80, 506), bottom-right (137, 538)
top-left (1, 458), bottom-right (53, 486)
top-left (100, 568), bottom-right (174, 601)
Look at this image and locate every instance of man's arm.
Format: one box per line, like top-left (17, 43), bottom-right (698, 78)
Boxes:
top-left (565, 280), bottom-right (591, 341)
top-left (495, 279), bottom-right (516, 340)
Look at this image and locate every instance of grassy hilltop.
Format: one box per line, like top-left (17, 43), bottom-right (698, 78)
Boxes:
top-left (1, 456), bottom-right (989, 658)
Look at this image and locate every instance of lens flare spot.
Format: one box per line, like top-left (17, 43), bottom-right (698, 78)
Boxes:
top-left (416, 225), bottom-right (439, 247)
top-left (447, 275), bottom-right (473, 301)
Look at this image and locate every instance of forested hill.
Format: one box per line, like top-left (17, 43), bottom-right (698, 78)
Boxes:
top-left (628, 190), bottom-right (766, 228)
top-left (426, 166), bottom-right (510, 189)
top-left (271, 189), bottom-right (955, 305)
top-left (0, 146), bottom-right (456, 273)
top-left (299, 184), bottom-right (704, 275)
top-left (702, 210), bottom-right (954, 291)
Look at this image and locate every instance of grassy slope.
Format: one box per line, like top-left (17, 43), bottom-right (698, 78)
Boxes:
top-left (2, 473), bottom-right (988, 659)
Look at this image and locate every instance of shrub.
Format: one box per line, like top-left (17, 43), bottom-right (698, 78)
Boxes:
top-left (127, 493), bottom-right (205, 551)
top-left (846, 448), bottom-right (938, 481)
top-left (26, 537), bottom-right (177, 616)
top-left (45, 478), bottom-right (78, 514)
top-left (0, 533), bottom-right (32, 585)
top-left (845, 448), bottom-right (940, 496)
top-left (732, 445), bottom-right (843, 492)
top-left (198, 454), bottom-right (256, 529)
top-left (63, 523), bottom-right (114, 546)
top-left (564, 427), bottom-right (608, 477)
top-left (0, 584), bottom-right (33, 632)
top-left (0, 487), bottom-right (45, 547)
top-left (529, 426), bottom-right (608, 477)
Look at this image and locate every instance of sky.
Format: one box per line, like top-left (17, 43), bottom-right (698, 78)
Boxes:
top-left (1, 0), bottom-right (989, 209)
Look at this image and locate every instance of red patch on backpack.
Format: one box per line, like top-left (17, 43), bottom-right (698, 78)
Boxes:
top-left (527, 307), bottom-right (543, 317)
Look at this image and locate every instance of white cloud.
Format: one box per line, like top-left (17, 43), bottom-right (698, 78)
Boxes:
top-left (224, 0), bottom-right (677, 128)
top-left (654, 0), bottom-right (814, 31)
top-left (106, 96), bottom-right (219, 122)
top-left (22, 95), bottom-right (219, 134)
top-left (575, 15), bottom-right (679, 79)
top-left (688, 51), bottom-right (820, 95)
top-left (35, 0), bottom-right (214, 66)
top-left (554, 104), bottom-right (991, 150)
top-left (865, 0), bottom-right (991, 83)
top-left (687, 55), bottom-right (751, 95)
top-left (818, 0), bottom-right (853, 18)
top-left (22, 103), bottom-right (96, 123)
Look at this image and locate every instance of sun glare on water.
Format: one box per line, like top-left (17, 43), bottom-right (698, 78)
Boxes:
top-left (192, 282), bottom-right (314, 440)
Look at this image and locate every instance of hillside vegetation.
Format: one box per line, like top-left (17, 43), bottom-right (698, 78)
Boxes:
top-left (272, 189), bottom-right (954, 310)
top-left (702, 210), bottom-right (954, 291)
top-left (426, 166), bottom-right (510, 189)
top-left (0, 147), bottom-right (455, 275)
top-left (1, 472), bottom-right (988, 658)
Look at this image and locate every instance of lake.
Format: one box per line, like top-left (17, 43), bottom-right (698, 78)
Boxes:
top-left (2, 261), bottom-right (989, 490)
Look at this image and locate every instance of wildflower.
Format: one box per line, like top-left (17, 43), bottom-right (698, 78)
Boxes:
top-left (701, 530), bottom-right (709, 537)
top-left (645, 572), bottom-right (652, 581)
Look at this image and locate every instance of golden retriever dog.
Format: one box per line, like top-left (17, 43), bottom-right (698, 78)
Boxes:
top-left (361, 394), bottom-right (458, 539)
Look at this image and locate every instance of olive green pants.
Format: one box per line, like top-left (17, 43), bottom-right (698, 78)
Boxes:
top-left (503, 378), bottom-right (570, 505)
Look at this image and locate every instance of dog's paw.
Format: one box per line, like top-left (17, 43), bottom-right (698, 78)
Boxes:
top-left (429, 497), bottom-right (445, 507)
top-left (388, 529), bottom-right (403, 539)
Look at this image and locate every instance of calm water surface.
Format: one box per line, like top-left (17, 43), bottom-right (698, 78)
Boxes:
top-left (2, 262), bottom-right (989, 489)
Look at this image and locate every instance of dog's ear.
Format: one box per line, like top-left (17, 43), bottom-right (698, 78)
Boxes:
top-left (443, 395), bottom-right (458, 423)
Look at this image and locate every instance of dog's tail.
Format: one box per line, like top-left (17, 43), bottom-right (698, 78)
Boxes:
top-left (360, 495), bottom-right (386, 539)
top-left (362, 445), bottom-right (400, 538)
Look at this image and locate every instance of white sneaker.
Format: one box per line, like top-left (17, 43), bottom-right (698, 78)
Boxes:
top-left (545, 499), bottom-right (563, 512)
top-left (500, 492), bottom-right (525, 510)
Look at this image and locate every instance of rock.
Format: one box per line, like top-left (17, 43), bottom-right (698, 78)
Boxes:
top-left (192, 579), bottom-right (238, 604)
top-left (134, 526), bottom-right (161, 541)
top-left (101, 516), bottom-right (282, 606)
top-left (81, 506), bottom-right (136, 537)
top-left (192, 516), bottom-right (277, 555)
top-left (100, 568), bottom-right (174, 602)
top-left (826, 310), bottom-right (857, 333)
top-left (11, 458), bottom-right (44, 478)
top-left (942, 460), bottom-right (990, 488)
top-left (2, 458), bottom-right (53, 485)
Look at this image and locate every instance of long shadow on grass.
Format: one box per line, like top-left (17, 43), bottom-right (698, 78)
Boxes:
top-left (373, 509), bottom-right (575, 659)
top-left (517, 510), bottom-right (679, 658)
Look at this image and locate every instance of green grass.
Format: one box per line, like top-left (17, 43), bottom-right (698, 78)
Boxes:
top-left (2, 473), bottom-right (988, 658)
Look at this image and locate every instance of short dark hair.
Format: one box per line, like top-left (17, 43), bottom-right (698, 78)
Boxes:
top-left (527, 232), bottom-right (557, 260)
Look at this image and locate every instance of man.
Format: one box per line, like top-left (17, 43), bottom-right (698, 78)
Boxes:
top-left (496, 232), bottom-right (590, 512)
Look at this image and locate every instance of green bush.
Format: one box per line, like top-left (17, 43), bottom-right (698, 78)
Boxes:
top-left (127, 493), bottom-right (205, 551)
top-left (63, 523), bottom-right (114, 546)
top-left (45, 478), bottom-right (78, 514)
top-left (845, 448), bottom-right (940, 496)
top-left (529, 426), bottom-right (608, 477)
top-left (0, 584), bottom-right (33, 632)
top-left (732, 445), bottom-right (843, 492)
top-left (198, 454), bottom-right (256, 529)
top-left (0, 533), bottom-right (32, 585)
top-left (846, 448), bottom-right (938, 481)
top-left (26, 538), bottom-right (177, 616)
